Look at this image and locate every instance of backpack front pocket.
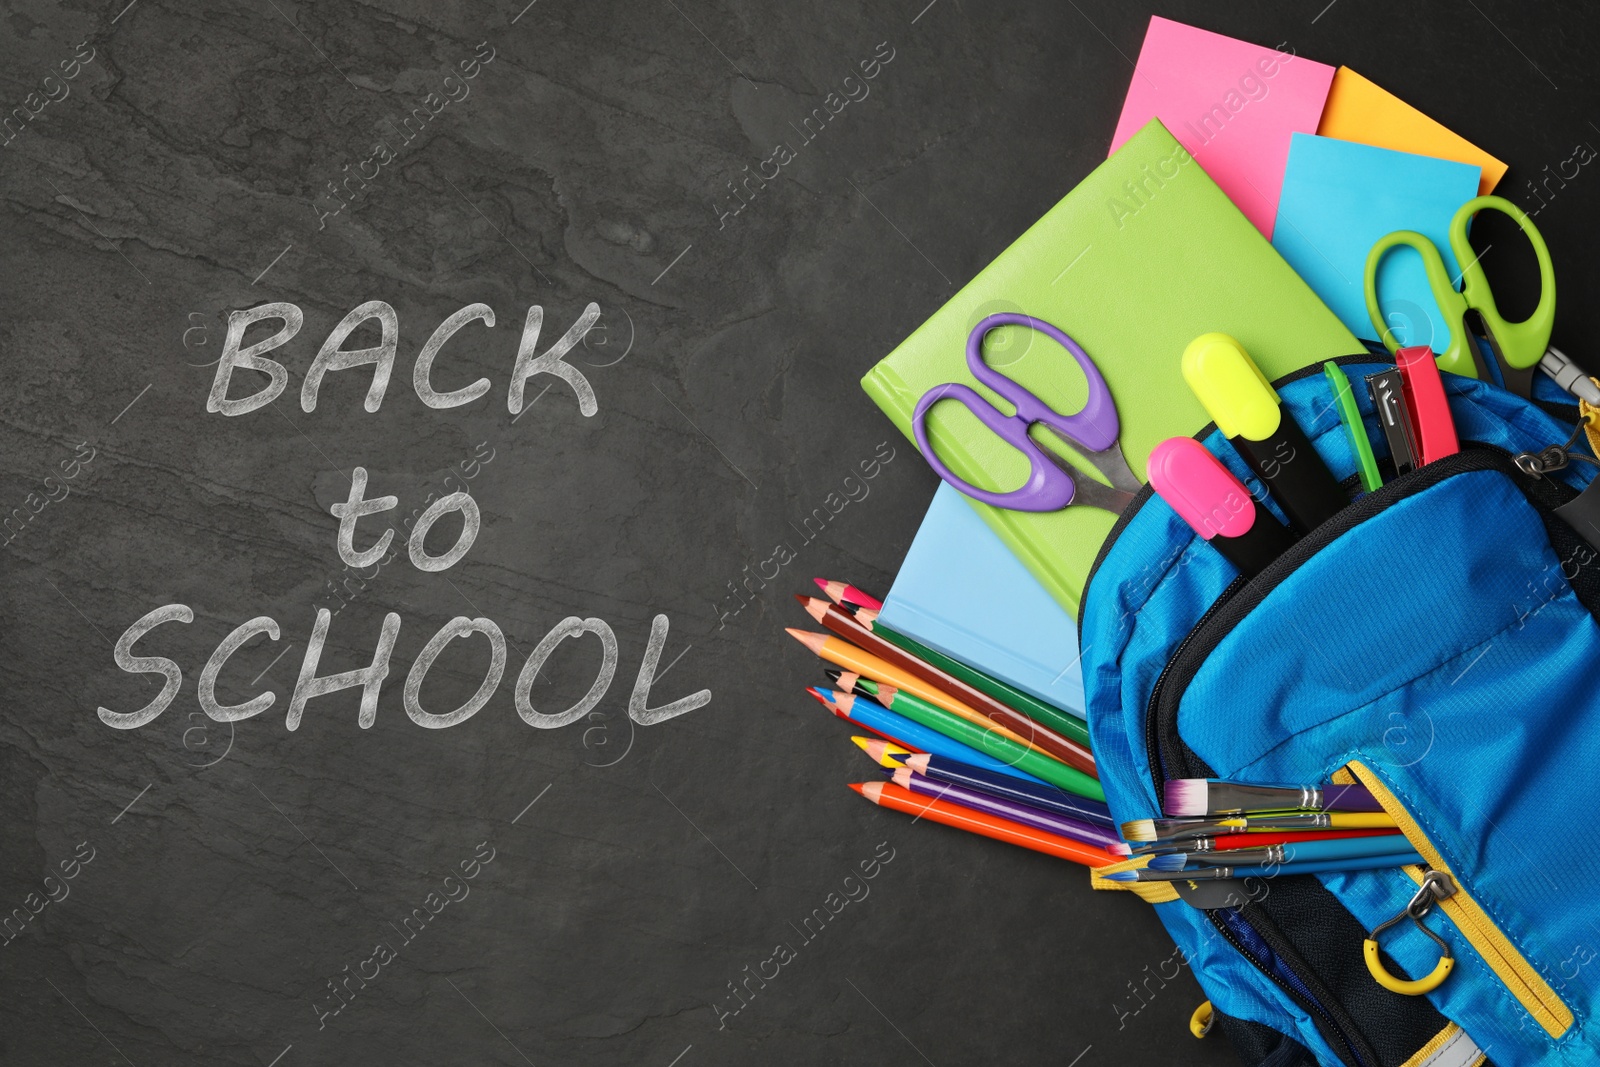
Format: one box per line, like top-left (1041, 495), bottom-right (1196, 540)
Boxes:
top-left (1152, 449), bottom-right (1600, 1063)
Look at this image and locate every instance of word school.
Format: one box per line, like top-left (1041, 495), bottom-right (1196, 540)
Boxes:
top-left (96, 608), bottom-right (710, 734)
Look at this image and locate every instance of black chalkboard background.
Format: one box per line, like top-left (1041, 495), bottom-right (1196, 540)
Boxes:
top-left (3, 2), bottom-right (1597, 1064)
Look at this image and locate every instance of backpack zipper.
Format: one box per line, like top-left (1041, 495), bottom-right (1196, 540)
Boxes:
top-left (1345, 761), bottom-right (1575, 1038)
top-left (1213, 906), bottom-right (1373, 1067)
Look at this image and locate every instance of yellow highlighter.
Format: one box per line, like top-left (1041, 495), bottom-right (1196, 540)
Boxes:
top-left (1182, 333), bottom-right (1349, 534)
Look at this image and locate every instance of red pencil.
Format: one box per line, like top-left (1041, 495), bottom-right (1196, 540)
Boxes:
top-left (851, 781), bottom-right (1117, 868)
top-left (800, 596), bottom-right (1097, 778)
top-left (814, 577), bottom-right (883, 612)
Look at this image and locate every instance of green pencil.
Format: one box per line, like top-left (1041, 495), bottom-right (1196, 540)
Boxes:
top-left (850, 677), bottom-right (1104, 802)
top-left (866, 619), bottom-right (1090, 748)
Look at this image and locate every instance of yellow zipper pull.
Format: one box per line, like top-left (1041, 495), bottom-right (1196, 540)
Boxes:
top-left (1364, 870), bottom-right (1457, 995)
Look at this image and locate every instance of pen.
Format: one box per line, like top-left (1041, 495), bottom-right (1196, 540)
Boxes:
top-left (1182, 333), bottom-right (1347, 533)
top-left (1147, 436), bottom-right (1296, 578)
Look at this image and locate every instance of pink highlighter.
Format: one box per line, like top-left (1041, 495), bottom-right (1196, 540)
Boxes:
top-left (1147, 437), bottom-right (1297, 577)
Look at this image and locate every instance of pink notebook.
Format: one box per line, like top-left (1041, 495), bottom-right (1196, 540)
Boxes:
top-left (1110, 16), bottom-right (1336, 237)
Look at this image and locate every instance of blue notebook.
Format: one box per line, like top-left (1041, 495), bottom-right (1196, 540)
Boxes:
top-left (877, 484), bottom-right (1086, 719)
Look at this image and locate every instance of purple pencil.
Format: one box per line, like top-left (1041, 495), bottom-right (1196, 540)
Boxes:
top-left (890, 768), bottom-right (1122, 852)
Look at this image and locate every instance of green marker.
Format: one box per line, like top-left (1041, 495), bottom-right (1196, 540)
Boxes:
top-left (1324, 361), bottom-right (1383, 492)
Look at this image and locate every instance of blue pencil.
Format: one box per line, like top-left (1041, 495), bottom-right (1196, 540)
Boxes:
top-left (808, 687), bottom-right (1046, 784)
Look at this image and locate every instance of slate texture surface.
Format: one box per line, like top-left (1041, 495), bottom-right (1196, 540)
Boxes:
top-left (2, 1), bottom-right (1596, 1064)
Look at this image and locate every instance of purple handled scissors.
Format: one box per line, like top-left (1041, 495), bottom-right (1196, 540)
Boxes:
top-left (912, 313), bottom-right (1140, 514)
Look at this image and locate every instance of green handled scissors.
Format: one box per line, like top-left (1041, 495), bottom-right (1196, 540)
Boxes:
top-left (1364, 195), bottom-right (1555, 398)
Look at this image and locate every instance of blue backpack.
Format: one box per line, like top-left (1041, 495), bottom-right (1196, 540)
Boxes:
top-left (1082, 356), bottom-right (1600, 1067)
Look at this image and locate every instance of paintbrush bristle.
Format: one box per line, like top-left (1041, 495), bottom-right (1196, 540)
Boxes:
top-left (1102, 869), bottom-right (1138, 882)
top-left (1163, 779), bottom-right (1210, 817)
top-left (1147, 853), bottom-right (1189, 872)
top-left (1109, 841), bottom-right (1130, 856)
top-left (1120, 819), bottom-right (1156, 842)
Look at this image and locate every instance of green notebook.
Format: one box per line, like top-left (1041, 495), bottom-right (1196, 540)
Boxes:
top-left (861, 118), bottom-right (1360, 616)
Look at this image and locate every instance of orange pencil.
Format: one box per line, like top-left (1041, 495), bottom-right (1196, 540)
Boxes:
top-left (850, 781), bottom-right (1117, 868)
top-left (786, 629), bottom-right (1038, 751)
top-left (800, 596), bottom-right (1096, 777)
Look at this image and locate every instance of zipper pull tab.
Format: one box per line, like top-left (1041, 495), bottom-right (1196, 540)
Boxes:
top-left (1364, 870), bottom-right (1457, 996)
top-left (1518, 417), bottom-right (1600, 553)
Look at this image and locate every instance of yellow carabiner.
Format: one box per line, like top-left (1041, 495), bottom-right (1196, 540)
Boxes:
top-left (1189, 1000), bottom-right (1214, 1038)
top-left (1365, 940), bottom-right (1454, 995)
top-left (1364, 870), bottom-right (1457, 996)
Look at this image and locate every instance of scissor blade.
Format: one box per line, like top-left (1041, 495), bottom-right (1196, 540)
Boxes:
top-left (1036, 447), bottom-right (1135, 515)
top-left (1040, 427), bottom-right (1144, 494)
top-left (1066, 474), bottom-right (1137, 515)
top-left (1464, 309), bottom-right (1530, 397)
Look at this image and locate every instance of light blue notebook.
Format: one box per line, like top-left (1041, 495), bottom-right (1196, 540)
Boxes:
top-left (877, 484), bottom-right (1086, 719)
top-left (1272, 133), bottom-right (1481, 350)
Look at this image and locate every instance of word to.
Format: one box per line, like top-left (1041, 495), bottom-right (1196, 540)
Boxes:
top-left (208, 300), bottom-right (603, 417)
top-left (333, 466), bottom-right (482, 573)
top-left (97, 607), bottom-right (710, 733)
top-left (316, 443), bottom-right (497, 618)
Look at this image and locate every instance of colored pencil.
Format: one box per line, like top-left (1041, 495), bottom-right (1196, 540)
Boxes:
top-left (805, 688), bottom-right (918, 749)
top-left (891, 769), bottom-right (1122, 852)
top-left (1114, 828), bottom-right (1402, 857)
top-left (1121, 812), bottom-right (1397, 843)
top-left (814, 577), bottom-right (883, 612)
top-left (786, 629), bottom-right (1036, 748)
top-left (851, 781), bottom-right (1117, 867)
top-left (864, 616), bottom-right (1091, 748)
top-left (1163, 778), bottom-right (1384, 816)
top-left (900, 752), bottom-right (1114, 829)
top-left (800, 596), bottom-right (1097, 775)
top-left (851, 736), bottom-right (915, 768)
top-left (815, 688), bottom-right (1047, 784)
top-left (1104, 850), bottom-right (1423, 882)
top-left (1147, 833), bottom-right (1419, 871)
top-left (850, 677), bottom-right (1104, 802)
